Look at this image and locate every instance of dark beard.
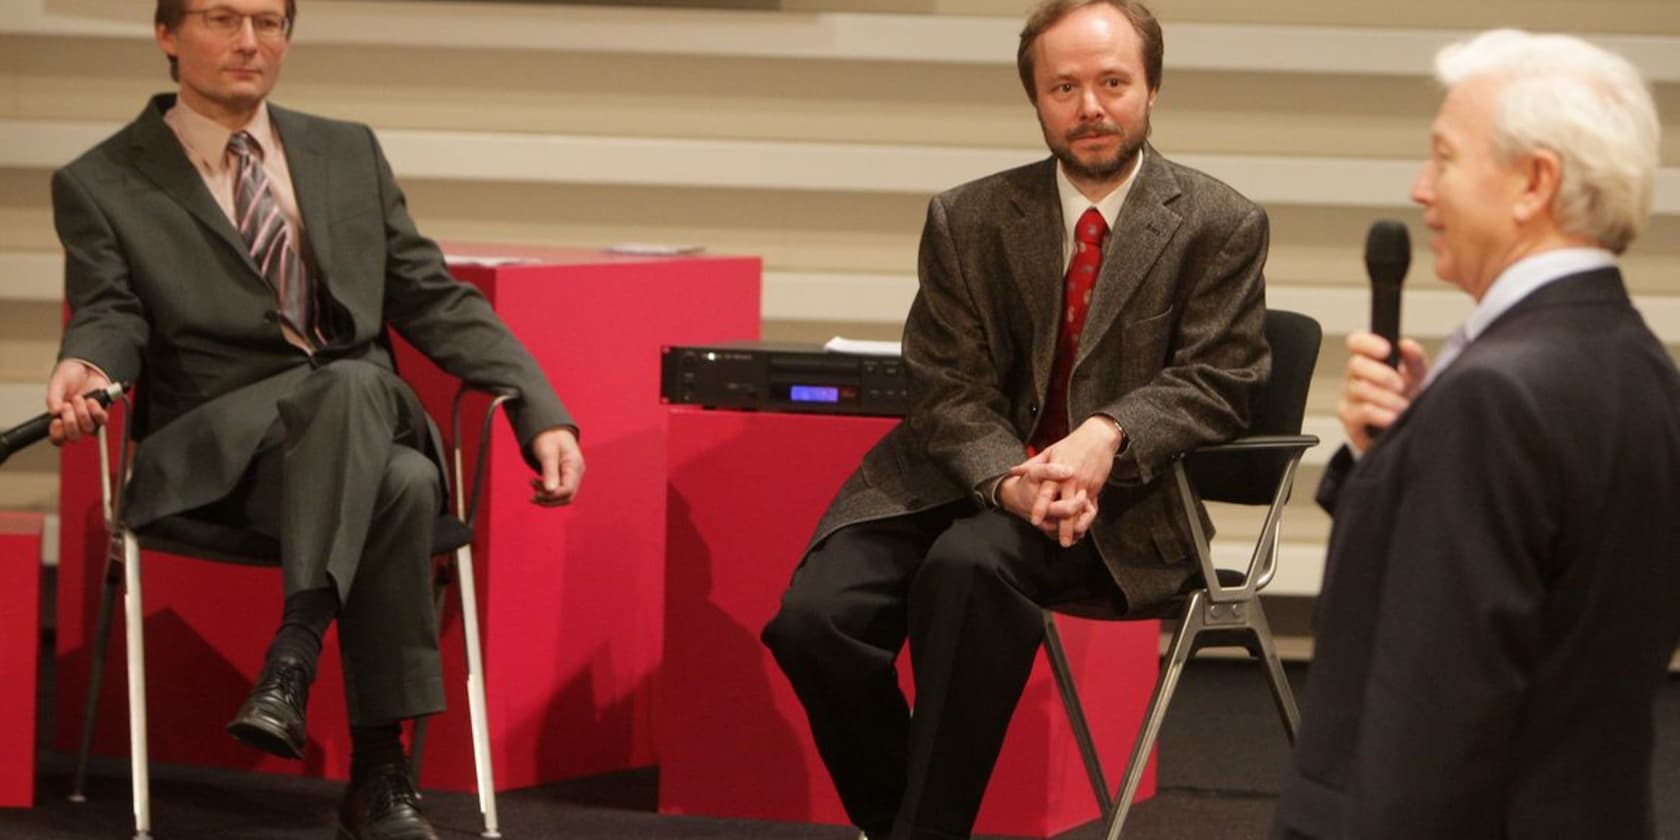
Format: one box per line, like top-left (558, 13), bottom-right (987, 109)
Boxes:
top-left (1052, 127), bottom-right (1146, 184)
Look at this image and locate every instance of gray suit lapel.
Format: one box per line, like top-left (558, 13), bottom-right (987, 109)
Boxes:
top-left (1078, 151), bottom-right (1182, 367)
top-left (1002, 159), bottom-right (1067, 399)
top-left (270, 105), bottom-right (334, 278)
top-left (128, 96), bottom-right (259, 276)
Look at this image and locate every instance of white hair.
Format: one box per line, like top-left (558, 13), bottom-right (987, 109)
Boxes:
top-left (1435, 29), bottom-right (1661, 253)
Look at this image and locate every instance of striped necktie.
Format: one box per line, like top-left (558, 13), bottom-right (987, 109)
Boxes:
top-left (229, 131), bottom-right (312, 346)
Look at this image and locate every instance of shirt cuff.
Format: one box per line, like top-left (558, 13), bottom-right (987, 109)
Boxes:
top-left (67, 358), bottom-right (113, 384)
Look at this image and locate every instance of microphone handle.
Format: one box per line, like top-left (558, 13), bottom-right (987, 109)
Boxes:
top-left (1370, 281), bottom-right (1403, 368)
top-left (0, 383), bottom-right (124, 467)
top-left (0, 414), bottom-right (53, 464)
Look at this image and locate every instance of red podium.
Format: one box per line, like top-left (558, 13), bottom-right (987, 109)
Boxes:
top-left (659, 407), bottom-right (1159, 838)
top-left (1, 513), bottom-right (43, 807)
top-left (55, 249), bottom-right (761, 791)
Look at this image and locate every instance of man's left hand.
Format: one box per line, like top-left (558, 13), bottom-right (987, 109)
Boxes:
top-left (529, 427), bottom-right (584, 507)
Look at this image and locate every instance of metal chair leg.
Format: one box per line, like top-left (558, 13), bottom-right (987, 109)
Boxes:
top-left (1105, 595), bottom-right (1207, 840)
top-left (454, 544), bottom-right (500, 838)
top-left (121, 533), bottom-right (151, 839)
top-left (1245, 601), bottom-right (1300, 741)
top-left (70, 536), bottom-right (125, 803)
top-left (1042, 611), bottom-right (1113, 816)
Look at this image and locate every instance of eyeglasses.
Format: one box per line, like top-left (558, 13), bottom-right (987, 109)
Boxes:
top-left (182, 7), bottom-right (292, 40)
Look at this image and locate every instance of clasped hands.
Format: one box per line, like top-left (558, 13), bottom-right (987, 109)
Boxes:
top-left (997, 416), bottom-right (1124, 548)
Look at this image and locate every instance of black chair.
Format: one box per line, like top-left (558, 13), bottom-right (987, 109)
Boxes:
top-left (1041, 308), bottom-right (1322, 839)
top-left (69, 382), bottom-right (515, 840)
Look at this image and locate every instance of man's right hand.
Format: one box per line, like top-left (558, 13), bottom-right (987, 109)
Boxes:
top-left (46, 360), bottom-right (113, 445)
top-left (1337, 330), bottom-right (1427, 453)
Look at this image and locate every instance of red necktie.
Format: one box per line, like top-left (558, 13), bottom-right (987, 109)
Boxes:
top-left (1031, 206), bottom-right (1108, 451)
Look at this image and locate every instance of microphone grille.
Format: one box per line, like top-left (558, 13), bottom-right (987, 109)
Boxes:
top-left (1364, 219), bottom-right (1411, 284)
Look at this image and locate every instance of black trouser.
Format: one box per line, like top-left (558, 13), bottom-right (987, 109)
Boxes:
top-left (204, 360), bottom-right (446, 726)
top-left (762, 503), bottom-right (1126, 840)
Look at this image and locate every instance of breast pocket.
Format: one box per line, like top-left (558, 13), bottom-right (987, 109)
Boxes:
top-left (1114, 304), bottom-right (1176, 380)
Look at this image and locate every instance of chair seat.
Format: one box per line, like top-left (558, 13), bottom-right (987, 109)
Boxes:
top-left (1047, 567), bottom-right (1249, 622)
top-left (134, 513), bottom-right (475, 567)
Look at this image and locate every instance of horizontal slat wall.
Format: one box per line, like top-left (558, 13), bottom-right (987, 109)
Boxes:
top-left (3, 0), bottom-right (1678, 594)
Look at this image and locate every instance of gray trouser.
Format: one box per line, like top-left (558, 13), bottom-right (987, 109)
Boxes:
top-left (212, 359), bottom-right (446, 726)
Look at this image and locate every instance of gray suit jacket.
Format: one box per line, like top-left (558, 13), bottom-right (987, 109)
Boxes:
top-left (53, 94), bottom-right (572, 527)
top-left (809, 151), bottom-right (1270, 609)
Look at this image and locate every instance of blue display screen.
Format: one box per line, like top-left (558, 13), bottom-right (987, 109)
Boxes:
top-left (790, 385), bottom-right (841, 403)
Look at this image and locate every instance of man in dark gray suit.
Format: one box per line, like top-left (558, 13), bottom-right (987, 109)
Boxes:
top-left (45, 1), bottom-right (583, 836)
top-left (761, 1), bottom-right (1270, 836)
top-left (1273, 30), bottom-right (1680, 840)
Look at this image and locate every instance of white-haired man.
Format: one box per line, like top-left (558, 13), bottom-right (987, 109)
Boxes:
top-left (1273, 30), bottom-right (1680, 839)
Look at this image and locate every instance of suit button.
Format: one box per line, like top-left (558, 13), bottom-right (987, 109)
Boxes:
top-left (262, 311), bottom-right (279, 324)
top-left (1028, 402), bottom-right (1039, 417)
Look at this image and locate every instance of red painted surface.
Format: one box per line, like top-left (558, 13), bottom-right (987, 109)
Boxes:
top-left (56, 249), bottom-right (761, 791)
top-left (658, 407), bottom-right (1157, 838)
top-left (0, 513), bottom-right (43, 807)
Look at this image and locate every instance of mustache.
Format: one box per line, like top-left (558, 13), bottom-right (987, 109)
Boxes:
top-left (1065, 124), bottom-right (1123, 142)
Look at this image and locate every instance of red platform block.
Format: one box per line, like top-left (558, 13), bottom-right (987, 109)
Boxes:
top-left (0, 513), bottom-right (44, 807)
top-left (56, 249), bottom-right (761, 792)
top-left (659, 407), bottom-right (1158, 838)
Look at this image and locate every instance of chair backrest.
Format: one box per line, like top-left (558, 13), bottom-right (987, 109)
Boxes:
top-left (1184, 309), bottom-right (1322, 505)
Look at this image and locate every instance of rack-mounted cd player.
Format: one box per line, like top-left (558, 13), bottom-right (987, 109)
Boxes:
top-left (660, 342), bottom-right (910, 417)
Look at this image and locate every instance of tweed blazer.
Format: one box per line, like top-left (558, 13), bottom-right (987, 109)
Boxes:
top-left (53, 94), bottom-right (572, 527)
top-left (807, 150), bottom-right (1270, 609)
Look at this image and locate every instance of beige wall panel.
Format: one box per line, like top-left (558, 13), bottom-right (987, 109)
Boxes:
top-left (1153, 0), bottom-right (1680, 32)
top-left (1207, 493), bottom-right (1330, 544)
top-left (763, 319), bottom-right (905, 343)
top-left (0, 301), bottom-right (60, 381)
top-left (0, 36), bottom-right (163, 121)
top-left (1156, 72), bottom-right (1438, 158)
top-left (0, 169), bottom-right (54, 250)
top-left (398, 180), bottom-right (926, 273)
top-left (5, 35), bottom-right (1037, 146)
top-left (0, 470), bottom-right (57, 513)
top-left (280, 46), bottom-right (1040, 147)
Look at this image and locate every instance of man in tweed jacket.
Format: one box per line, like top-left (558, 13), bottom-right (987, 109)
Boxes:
top-left (762, 1), bottom-right (1270, 837)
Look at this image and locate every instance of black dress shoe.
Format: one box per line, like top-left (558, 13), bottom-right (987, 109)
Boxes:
top-left (336, 765), bottom-right (439, 840)
top-left (226, 655), bottom-right (309, 759)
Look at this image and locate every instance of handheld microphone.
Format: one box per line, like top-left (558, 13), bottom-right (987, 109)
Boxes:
top-left (1365, 220), bottom-right (1411, 368)
top-left (0, 382), bottom-right (126, 467)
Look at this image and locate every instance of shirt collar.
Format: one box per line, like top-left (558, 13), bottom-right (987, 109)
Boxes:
top-left (1056, 146), bottom-right (1145, 244)
top-left (1463, 247), bottom-right (1618, 341)
top-left (165, 98), bottom-right (278, 171)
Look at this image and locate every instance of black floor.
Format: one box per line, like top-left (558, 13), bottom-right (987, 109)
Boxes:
top-left (5, 653), bottom-right (1678, 838)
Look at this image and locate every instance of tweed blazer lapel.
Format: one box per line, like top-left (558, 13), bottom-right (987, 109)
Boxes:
top-left (269, 105), bottom-right (335, 279)
top-left (127, 95), bottom-right (262, 279)
top-left (1001, 158), bottom-right (1068, 403)
top-left (1077, 150), bottom-right (1182, 369)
